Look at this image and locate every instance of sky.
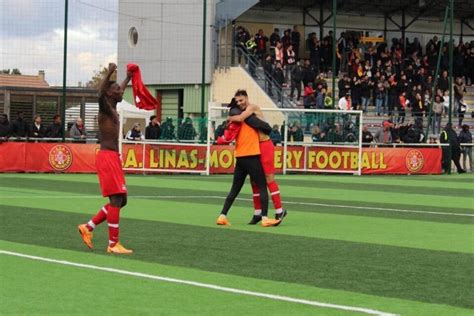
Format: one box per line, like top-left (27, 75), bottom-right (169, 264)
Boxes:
top-left (0, 0), bottom-right (118, 86)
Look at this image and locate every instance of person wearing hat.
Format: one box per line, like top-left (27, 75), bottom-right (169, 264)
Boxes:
top-left (160, 117), bottom-right (175, 140)
top-left (126, 122), bottom-right (144, 141)
top-left (374, 120), bottom-right (392, 144)
top-left (440, 122), bottom-right (465, 173)
top-left (458, 124), bottom-right (472, 172)
top-left (145, 115), bottom-right (161, 140)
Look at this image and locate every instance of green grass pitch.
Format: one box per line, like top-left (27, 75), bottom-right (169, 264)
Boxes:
top-left (0, 173), bottom-right (473, 315)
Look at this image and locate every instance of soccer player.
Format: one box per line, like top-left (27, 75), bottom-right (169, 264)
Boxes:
top-left (78, 63), bottom-right (133, 254)
top-left (227, 98), bottom-right (287, 225)
top-left (216, 90), bottom-right (281, 227)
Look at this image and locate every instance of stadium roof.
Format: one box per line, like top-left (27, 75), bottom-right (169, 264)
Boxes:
top-left (255, 0), bottom-right (474, 21)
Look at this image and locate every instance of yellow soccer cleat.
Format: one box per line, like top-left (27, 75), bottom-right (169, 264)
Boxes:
top-left (78, 224), bottom-right (93, 249)
top-left (261, 218), bottom-right (281, 227)
top-left (216, 215), bottom-right (231, 226)
top-left (107, 242), bottom-right (133, 254)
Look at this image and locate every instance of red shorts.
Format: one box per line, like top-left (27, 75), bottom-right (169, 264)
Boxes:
top-left (259, 139), bottom-right (275, 175)
top-left (96, 150), bottom-right (127, 197)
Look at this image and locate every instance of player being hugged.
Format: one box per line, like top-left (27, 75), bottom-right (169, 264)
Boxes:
top-left (216, 90), bottom-right (282, 227)
top-left (78, 63), bottom-right (133, 254)
top-left (224, 95), bottom-right (287, 224)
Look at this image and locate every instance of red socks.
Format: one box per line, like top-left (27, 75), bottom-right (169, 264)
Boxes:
top-left (267, 181), bottom-right (283, 212)
top-left (85, 203), bottom-right (121, 247)
top-left (251, 183), bottom-right (262, 215)
top-left (252, 181), bottom-right (283, 213)
top-left (86, 204), bottom-right (109, 231)
top-left (107, 206), bottom-right (120, 246)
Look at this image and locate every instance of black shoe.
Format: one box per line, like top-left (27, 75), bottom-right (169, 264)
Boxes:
top-left (248, 215), bottom-right (262, 225)
top-left (458, 169), bottom-right (466, 174)
top-left (275, 209), bottom-right (287, 221)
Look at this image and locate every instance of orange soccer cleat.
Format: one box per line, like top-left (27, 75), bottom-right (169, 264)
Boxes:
top-left (107, 242), bottom-right (133, 254)
top-left (78, 224), bottom-right (93, 249)
top-left (216, 215), bottom-right (231, 226)
top-left (261, 218), bottom-right (281, 227)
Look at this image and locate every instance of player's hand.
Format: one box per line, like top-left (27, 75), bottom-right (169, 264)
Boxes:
top-left (108, 63), bottom-right (117, 73)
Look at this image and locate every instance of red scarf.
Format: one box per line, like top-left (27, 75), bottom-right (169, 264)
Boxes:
top-left (127, 64), bottom-right (160, 110)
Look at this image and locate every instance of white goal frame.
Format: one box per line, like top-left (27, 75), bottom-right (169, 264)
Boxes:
top-left (208, 105), bottom-right (364, 176)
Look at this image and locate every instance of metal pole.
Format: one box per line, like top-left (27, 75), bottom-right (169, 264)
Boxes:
top-left (319, 0), bottom-right (324, 41)
top-left (401, 8), bottom-right (406, 56)
top-left (425, 6), bottom-right (449, 139)
top-left (205, 101), bottom-right (211, 176)
top-left (357, 113), bottom-right (363, 176)
top-left (331, 0), bottom-right (336, 108)
top-left (61, 0), bottom-right (68, 142)
top-left (448, 0), bottom-right (453, 125)
top-left (199, 0), bottom-right (207, 143)
top-left (383, 13), bottom-right (388, 40)
top-left (282, 114), bottom-right (289, 175)
top-left (224, 16), bottom-right (228, 68)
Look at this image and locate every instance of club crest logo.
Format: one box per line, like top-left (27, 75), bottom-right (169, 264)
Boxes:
top-left (405, 149), bottom-right (424, 173)
top-left (49, 145), bottom-right (73, 171)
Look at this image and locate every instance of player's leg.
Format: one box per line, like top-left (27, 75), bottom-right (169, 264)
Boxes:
top-left (248, 181), bottom-right (263, 224)
top-left (246, 156), bottom-right (280, 227)
top-left (265, 173), bottom-right (287, 221)
top-left (250, 181), bottom-right (262, 211)
top-left (78, 203), bottom-right (109, 249)
top-left (106, 193), bottom-right (132, 254)
top-left (217, 159), bottom-right (248, 225)
top-left (259, 139), bottom-right (287, 221)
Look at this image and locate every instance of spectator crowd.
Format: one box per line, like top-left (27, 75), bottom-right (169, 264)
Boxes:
top-left (235, 25), bottom-right (474, 141)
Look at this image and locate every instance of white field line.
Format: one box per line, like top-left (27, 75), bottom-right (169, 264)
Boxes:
top-left (1, 194), bottom-right (473, 218)
top-left (0, 250), bottom-right (397, 316)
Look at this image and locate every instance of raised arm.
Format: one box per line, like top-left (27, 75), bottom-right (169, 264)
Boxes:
top-left (98, 63), bottom-right (118, 98)
top-left (120, 68), bottom-right (133, 92)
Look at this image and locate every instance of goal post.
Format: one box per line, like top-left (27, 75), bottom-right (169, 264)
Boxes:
top-left (117, 104), bottom-right (363, 175)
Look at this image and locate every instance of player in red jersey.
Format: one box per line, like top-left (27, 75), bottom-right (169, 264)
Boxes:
top-left (227, 102), bottom-right (287, 225)
top-left (78, 63), bottom-right (133, 254)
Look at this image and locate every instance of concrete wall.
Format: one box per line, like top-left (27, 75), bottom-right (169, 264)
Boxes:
top-left (118, 0), bottom-right (216, 85)
top-left (212, 67), bottom-right (284, 127)
top-left (123, 84), bottom-right (210, 118)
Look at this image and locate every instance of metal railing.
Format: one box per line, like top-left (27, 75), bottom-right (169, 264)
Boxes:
top-left (0, 137), bottom-right (98, 143)
top-left (233, 47), bottom-right (295, 109)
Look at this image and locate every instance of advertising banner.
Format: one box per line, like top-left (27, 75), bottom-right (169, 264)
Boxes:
top-left (0, 142), bottom-right (442, 175)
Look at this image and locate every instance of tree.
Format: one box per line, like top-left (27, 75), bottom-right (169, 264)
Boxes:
top-left (86, 66), bottom-right (109, 88)
top-left (1, 69), bottom-right (22, 75)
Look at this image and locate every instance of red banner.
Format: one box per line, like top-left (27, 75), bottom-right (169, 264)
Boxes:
top-left (0, 142), bottom-right (442, 175)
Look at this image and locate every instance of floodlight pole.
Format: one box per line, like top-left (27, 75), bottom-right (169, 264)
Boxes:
top-left (331, 0), bottom-right (336, 109)
top-left (61, 0), bottom-right (68, 142)
top-left (199, 0), bottom-right (207, 143)
top-left (425, 6), bottom-right (449, 139)
top-left (448, 0), bottom-right (454, 125)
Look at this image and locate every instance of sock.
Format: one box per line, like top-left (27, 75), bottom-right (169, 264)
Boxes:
top-left (267, 181), bottom-right (283, 213)
top-left (107, 205), bottom-right (120, 247)
top-left (251, 183), bottom-right (262, 215)
top-left (86, 204), bottom-right (109, 231)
